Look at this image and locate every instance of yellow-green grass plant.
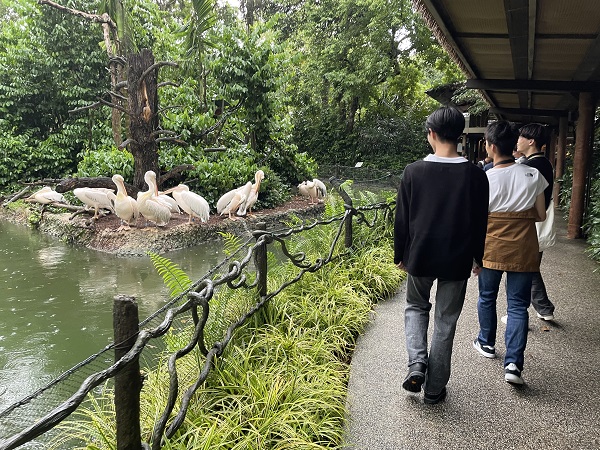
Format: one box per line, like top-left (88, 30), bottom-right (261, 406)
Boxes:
top-left (50, 194), bottom-right (404, 449)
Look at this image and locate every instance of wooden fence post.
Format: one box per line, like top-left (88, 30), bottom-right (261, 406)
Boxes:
top-left (113, 295), bottom-right (142, 450)
top-left (254, 222), bottom-right (268, 297)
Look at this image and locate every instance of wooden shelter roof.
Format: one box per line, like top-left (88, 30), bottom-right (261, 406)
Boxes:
top-left (413, 0), bottom-right (600, 125)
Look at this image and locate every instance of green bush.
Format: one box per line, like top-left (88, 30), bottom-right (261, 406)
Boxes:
top-left (77, 147), bottom-right (135, 180)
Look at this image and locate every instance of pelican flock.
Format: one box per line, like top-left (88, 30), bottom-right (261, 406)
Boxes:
top-left (22, 169), bottom-right (277, 231)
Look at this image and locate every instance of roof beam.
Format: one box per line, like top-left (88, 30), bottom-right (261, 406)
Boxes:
top-left (504, 0), bottom-right (529, 81)
top-left (455, 32), bottom-right (598, 40)
top-left (490, 107), bottom-right (569, 117)
top-left (466, 79), bottom-right (600, 93)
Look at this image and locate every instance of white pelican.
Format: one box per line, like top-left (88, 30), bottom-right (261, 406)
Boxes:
top-left (136, 171), bottom-right (172, 227)
top-left (165, 184), bottom-right (210, 224)
top-left (298, 178), bottom-right (327, 204)
top-left (111, 174), bottom-right (139, 230)
top-left (73, 187), bottom-right (115, 219)
top-left (217, 181), bottom-right (252, 220)
top-left (157, 193), bottom-right (181, 214)
top-left (25, 186), bottom-right (66, 204)
top-left (237, 170), bottom-right (265, 217)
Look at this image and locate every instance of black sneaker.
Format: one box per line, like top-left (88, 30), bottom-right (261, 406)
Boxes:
top-left (505, 363), bottom-right (524, 385)
top-left (472, 339), bottom-right (496, 358)
top-left (402, 362), bottom-right (426, 392)
top-left (424, 387), bottom-right (447, 405)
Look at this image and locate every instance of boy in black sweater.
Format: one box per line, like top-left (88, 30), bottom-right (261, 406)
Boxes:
top-left (394, 106), bottom-right (489, 404)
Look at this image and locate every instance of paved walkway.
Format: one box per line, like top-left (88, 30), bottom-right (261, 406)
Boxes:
top-left (344, 217), bottom-right (600, 450)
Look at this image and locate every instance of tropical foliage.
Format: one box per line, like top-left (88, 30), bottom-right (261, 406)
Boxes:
top-left (0, 0), bottom-right (459, 204)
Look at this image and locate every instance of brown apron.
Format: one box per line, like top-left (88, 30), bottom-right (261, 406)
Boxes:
top-left (482, 210), bottom-right (540, 272)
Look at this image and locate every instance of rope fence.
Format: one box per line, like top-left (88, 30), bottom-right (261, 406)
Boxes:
top-left (0, 180), bottom-right (396, 450)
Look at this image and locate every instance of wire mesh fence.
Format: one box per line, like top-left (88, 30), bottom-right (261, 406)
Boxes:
top-left (0, 181), bottom-right (396, 450)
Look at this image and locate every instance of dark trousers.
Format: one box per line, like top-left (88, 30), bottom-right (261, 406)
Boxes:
top-left (531, 252), bottom-right (555, 316)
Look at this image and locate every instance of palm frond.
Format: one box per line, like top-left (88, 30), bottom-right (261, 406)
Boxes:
top-left (147, 251), bottom-right (192, 297)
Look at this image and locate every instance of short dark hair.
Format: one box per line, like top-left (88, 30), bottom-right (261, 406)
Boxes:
top-left (485, 121), bottom-right (519, 156)
top-left (519, 123), bottom-right (547, 150)
top-left (425, 106), bottom-right (465, 143)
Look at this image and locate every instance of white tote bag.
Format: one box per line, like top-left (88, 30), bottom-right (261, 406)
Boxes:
top-left (536, 202), bottom-right (556, 251)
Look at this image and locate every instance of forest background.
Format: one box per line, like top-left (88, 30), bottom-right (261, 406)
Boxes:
top-left (0, 0), bottom-right (599, 260)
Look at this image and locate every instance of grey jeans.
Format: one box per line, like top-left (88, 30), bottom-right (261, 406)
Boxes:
top-left (404, 274), bottom-right (468, 395)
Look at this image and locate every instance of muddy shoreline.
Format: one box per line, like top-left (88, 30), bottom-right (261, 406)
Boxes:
top-left (0, 197), bottom-right (324, 256)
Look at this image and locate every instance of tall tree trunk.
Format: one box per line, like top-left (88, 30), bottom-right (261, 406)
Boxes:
top-left (128, 49), bottom-right (160, 190)
top-left (346, 96), bottom-right (359, 134)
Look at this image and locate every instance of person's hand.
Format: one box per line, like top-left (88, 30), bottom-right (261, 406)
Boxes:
top-left (472, 266), bottom-right (482, 276)
top-left (396, 262), bottom-right (406, 271)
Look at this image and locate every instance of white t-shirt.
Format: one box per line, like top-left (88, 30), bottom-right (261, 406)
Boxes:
top-left (486, 164), bottom-right (548, 212)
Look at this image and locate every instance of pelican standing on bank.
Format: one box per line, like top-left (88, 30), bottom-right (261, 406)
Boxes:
top-left (137, 171), bottom-right (172, 227)
top-left (165, 184), bottom-right (210, 223)
top-left (217, 181), bottom-right (252, 220)
top-left (111, 174), bottom-right (139, 230)
top-left (298, 178), bottom-right (327, 204)
top-left (25, 186), bottom-right (66, 205)
top-left (237, 170), bottom-right (265, 216)
top-left (73, 187), bottom-right (115, 219)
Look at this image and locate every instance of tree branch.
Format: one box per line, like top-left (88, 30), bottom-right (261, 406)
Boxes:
top-left (55, 177), bottom-right (140, 197)
top-left (69, 102), bottom-right (103, 114)
top-left (156, 137), bottom-right (187, 145)
top-left (139, 62), bottom-right (179, 86)
top-left (150, 130), bottom-right (178, 139)
top-left (108, 91), bottom-right (128, 101)
top-left (160, 165), bottom-right (196, 184)
top-left (38, 1), bottom-right (117, 30)
top-left (157, 81), bottom-right (179, 89)
top-left (98, 98), bottom-right (130, 115)
top-left (118, 138), bottom-right (137, 149)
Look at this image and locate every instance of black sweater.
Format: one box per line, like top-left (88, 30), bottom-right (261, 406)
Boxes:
top-left (394, 160), bottom-right (489, 280)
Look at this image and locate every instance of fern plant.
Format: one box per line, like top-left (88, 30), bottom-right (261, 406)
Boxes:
top-left (147, 251), bottom-right (192, 297)
top-left (218, 231), bottom-right (244, 257)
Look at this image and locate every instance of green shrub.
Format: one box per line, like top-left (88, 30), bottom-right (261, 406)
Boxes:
top-left (77, 147), bottom-right (134, 180)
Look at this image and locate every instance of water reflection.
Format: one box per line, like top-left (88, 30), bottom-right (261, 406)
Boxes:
top-left (0, 220), bottom-right (223, 425)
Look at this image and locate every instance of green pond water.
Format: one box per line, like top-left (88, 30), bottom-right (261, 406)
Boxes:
top-left (0, 219), bottom-right (223, 445)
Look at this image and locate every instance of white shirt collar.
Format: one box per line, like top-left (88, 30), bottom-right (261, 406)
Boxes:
top-left (424, 154), bottom-right (468, 164)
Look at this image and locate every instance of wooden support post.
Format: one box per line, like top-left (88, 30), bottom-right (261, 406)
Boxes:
top-left (547, 128), bottom-right (556, 169)
top-left (554, 116), bottom-right (568, 208)
top-left (113, 295), bottom-right (143, 450)
top-left (567, 92), bottom-right (596, 239)
top-left (254, 222), bottom-right (267, 297)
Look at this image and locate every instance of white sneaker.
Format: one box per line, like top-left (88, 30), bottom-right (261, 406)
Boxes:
top-left (536, 312), bottom-right (554, 321)
top-left (500, 315), bottom-right (508, 325)
top-left (505, 363), bottom-right (524, 385)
